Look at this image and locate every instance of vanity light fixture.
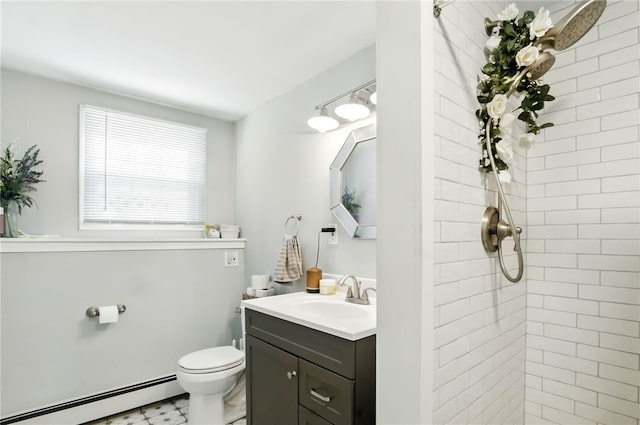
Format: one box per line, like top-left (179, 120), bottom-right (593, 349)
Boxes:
top-left (335, 93), bottom-right (370, 122)
top-left (307, 107), bottom-right (339, 133)
top-left (307, 79), bottom-right (376, 132)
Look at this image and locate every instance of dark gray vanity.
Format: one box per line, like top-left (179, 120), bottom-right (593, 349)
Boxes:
top-left (244, 308), bottom-right (376, 425)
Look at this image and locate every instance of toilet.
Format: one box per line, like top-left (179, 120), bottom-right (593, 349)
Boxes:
top-left (176, 346), bottom-right (245, 425)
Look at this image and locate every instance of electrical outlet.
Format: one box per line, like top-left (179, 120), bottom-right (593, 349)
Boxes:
top-left (224, 251), bottom-right (239, 267)
top-left (328, 223), bottom-right (338, 245)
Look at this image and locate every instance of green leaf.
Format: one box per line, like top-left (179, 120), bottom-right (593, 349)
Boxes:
top-left (540, 122), bottom-right (554, 129)
top-left (531, 102), bottom-right (544, 111)
top-left (522, 11), bottom-right (535, 24)
top-left (482, 63), bottom-right (496, 75)
top-left (504, 23), bottom-right (517, 37)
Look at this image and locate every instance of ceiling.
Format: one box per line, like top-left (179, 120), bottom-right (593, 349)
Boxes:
top-left (1, 1), bottom-right (376, 121)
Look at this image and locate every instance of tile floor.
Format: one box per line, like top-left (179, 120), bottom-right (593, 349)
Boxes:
top-left (87, 395), bottom-right (246, 425)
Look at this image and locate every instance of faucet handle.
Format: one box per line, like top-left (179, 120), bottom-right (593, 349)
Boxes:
top-left (362, 287), bottom-right (376, 304)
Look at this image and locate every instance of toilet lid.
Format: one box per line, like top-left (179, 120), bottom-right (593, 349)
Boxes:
top-left (178, 346), bottom-right (244, 374)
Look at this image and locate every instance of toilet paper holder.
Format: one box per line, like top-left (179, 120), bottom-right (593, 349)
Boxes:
top-left (86, 304), bottom-right (127, 318)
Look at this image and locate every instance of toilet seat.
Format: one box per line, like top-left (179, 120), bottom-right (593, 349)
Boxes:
top-left (178, 346), bottom-right (244, 374)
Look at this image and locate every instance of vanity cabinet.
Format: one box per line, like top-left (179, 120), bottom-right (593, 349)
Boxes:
top-left (244, 309), bottom-right (375, 425)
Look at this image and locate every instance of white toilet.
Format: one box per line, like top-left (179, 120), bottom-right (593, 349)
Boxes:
top-left (176, 345), bottom-right (245, 425)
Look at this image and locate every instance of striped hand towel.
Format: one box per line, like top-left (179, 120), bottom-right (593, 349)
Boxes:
top-left (274, 235), bottom-right (303, 283)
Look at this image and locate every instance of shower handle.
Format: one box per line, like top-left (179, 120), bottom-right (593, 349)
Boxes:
top-left (482, 206), bottom-right (522, 251)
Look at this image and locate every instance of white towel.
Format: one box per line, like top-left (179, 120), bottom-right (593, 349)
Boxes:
top-left (274, 235), bottom-right (303, 283)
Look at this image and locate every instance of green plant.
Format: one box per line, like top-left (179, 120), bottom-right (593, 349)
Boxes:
top-left (342, 186), bottom-right (361, 216)
top-left (0, 144), bottom-right (45, 214)
top-left (477, 4), bottom-right (556, 179)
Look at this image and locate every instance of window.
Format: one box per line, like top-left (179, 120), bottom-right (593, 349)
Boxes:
top-left (80, 105), bottom-right (207, 228)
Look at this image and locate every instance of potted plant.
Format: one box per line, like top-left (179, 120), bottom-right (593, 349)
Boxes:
top-left (342, 186), bottom-right (361, 220)
top-left (0, 144), bottom-right (45, 237)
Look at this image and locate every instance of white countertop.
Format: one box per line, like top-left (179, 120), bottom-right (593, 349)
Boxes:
top-left (241, 291), bottom-right (376, 341)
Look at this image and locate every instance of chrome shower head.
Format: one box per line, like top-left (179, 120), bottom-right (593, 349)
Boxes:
top-left (536, 0), bottom-right (607, 51)
top-left (528, 52), bottom-right (556, 80)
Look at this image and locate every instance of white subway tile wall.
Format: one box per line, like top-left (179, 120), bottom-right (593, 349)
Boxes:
top-left (434, 1), bottom-right (527, 424)
top-left (524, 1), bottom-right (640, 425)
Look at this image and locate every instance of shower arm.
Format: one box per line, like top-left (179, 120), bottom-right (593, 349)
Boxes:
top-left (484, 114), bottom-right (524, 283)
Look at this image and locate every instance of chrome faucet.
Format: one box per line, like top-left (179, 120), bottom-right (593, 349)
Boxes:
top-left (337, 275), bottom-right (374, 305)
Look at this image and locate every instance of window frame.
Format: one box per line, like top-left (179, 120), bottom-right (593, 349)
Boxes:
top-left (78, 104), bottom-right (207, 231)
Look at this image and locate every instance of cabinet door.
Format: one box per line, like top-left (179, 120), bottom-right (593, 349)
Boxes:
top-left (246, 335), bottom-right (298, 425)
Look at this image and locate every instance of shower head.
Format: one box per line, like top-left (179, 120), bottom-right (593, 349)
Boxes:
top-left (536, 0), bottom-right (607, 51)
top-left (505, 52), bottom-right (556, 96)
top-left (528, 52), bottom-right (556, 80)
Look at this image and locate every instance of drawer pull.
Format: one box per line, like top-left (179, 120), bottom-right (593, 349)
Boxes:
top-left (310, 388), bottom-right (332, 402)
top-left (287, 371), bottom-right (297, 380)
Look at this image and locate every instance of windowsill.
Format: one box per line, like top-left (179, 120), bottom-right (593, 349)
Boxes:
top-left (0, 238), bottom-right (247, 253)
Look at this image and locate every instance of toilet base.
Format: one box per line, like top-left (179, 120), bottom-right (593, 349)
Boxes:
top-left (188, 393), bottom-right (225, 425)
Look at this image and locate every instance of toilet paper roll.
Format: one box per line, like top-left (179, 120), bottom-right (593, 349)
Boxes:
top-left (98, 305), bottom-right (119, 324)
top-left (251, 274), bottom-right (270, 290)
top-left (255, 289), bottom-right (269, 298)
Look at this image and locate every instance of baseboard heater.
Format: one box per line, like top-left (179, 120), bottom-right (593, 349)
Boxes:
top-left (1, 375), bottom-right (183, 425)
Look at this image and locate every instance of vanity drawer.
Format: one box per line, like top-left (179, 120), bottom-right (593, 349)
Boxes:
top-left (299, 406), bottom-right (333, 425)
top-left (298, 359), bottom-right (354, 425)
top-left (245, 309), bottom-right (356, 378)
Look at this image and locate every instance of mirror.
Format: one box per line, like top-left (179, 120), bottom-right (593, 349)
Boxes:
top-left (330, 123), bottom-right (376, 239)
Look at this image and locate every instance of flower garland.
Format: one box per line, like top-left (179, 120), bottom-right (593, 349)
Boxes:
top-left (477, 4), bottom-right (556, 182)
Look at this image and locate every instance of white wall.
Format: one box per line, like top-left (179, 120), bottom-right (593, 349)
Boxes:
top-left (235, 46), bottom-right (376, 292)
top-left (431, 1), bottom-right (528, 424)
top-left (0, 244), bottom-right (244, 416)
top-left (523, 2), bottom-right (640, 424)
top-left (1, 69), bottom-right (236, 238)
top-left (376, 2), bottom-right (434, 423)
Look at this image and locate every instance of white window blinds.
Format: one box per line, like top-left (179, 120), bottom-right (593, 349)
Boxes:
top-left (80, 105), bottom-right (207, 226)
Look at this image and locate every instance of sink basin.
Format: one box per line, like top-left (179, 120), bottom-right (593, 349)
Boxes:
top-left (241, 291), bottom-right (376, 340)
top-left (287, 299), bottom-right (373, 321)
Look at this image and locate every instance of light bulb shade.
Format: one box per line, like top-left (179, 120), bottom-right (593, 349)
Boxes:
top-left (307, 107), bottom-right (339, 133)
top-left (335, 94), bottom-right (370, 121)
top-left (370, 91), bottom-right (377, 105)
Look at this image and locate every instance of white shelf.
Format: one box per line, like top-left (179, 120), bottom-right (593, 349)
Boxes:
top-left (0, 238), bottom-right (246, 253)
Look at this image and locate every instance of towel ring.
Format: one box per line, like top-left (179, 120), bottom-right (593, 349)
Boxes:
top-left (284, 214), bottom-right (302, 237)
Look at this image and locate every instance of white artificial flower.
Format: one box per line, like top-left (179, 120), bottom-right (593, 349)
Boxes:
top-left (519, 132), bottom-right (536, 148)
top-left (496, 137), bottom-right (514, 161)
top-left (487, 94), bottom-right (509, 119)
top-left (484, 35), bottom-right (502, 61)
top-left (499, 112), bottom-right (516, 134)
top-left (497, 3), bottom-right (519, 21)
top-left (498, 170), bottom-right (512, 183)
top-left (528, 7), bottom-right (553, 40)
top-left (516, 44), bottom-right (540, 67)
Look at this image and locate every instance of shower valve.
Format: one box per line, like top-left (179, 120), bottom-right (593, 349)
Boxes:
top-left (481, 206), bottom-right (521, 253)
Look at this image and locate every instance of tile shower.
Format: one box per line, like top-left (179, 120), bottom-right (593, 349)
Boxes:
top-left (433, 1), bottom-right (638, 424)
top-left (524, 1), bottom-right (639, 423)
